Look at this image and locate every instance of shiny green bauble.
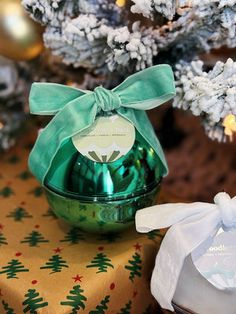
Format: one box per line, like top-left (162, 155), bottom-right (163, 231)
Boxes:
top-left (45, 184), bottom-right (160, 233)
top-left (45, 131), bottom-right (164, 233)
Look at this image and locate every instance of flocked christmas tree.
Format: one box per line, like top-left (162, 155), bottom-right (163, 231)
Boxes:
top-left (22, 289), bottom-right (48, 314)
top-left (89, 295), bottom-right (110, 314)
top-left (86, 252), bottom-right (114, 273)
top-left (7, 207), bottom-right (32, 221)
top-left (21, 231), bottom-right (49, 247)
top-left (2, 300), bottom-right (15, 314)
top-left (118, 300), bottom-right (132, 314)
top-left (0, 233), bottom-right (7, 246)
top-left (61, 285), bottom-right (87, 313)
top-left (0, 259), bottom-right (29, 279)
top-left (125, 252), bottom-right (142, 282)
top-left (0, 57), bottom-right (28, 151)
top-left (40, 254), bottom-right (69, 273)
top-left (22, 0), bottom-right (236, 142)
top-left (174, 58), bottom-right (236, 141)
top-left (60, 227), bottom-right (84, 244)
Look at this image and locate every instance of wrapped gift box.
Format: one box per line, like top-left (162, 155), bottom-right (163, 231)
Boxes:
top-left (0, 135), bottom-right (167, 313)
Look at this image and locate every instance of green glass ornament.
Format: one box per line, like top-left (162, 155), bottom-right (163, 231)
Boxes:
top-left (45, 128), bottom-right (163, 233)
top-left (28, 65), bottom-right (176, 234)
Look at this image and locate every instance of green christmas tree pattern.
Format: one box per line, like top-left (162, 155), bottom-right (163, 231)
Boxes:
top-left (86, 253), bottom-right (114, 273)
top-left (17, 170), bottom-right (32, 180)
top-left (2, 300), bottom-right (15, 314)
top-left (142, 304), bottom-right (152, 314)
top-left (0, 187), bottom-right (14, 198)
top-left (60, 227), bottom-right (84, 244)
top-left (0, 259), bottom-right (29, 279)
top-left (29, 186), bottom-right (43, 197)
top-left (8, 155), bottom-right (20, 164)
top-left (147, 230), bottom-right (163, 241)
top-left (125, 253), bottom-right (142, 282)
top-left (89, 295), bottom-right (110, 314)
top-left (22, 289), bottom-right (48, 314)
top-left (98, 232), bottom-right (121, 243)
top-left (21, 231), bottom-right (49, 247)
top-left (24, 142), bottom-right (34, 150)
top-left (42, 207), bottom-right (57, 219)
top-left (118, 300), bottom-right (132, 314)
top-left (0, 233), bottom-right (7, 246)
top-left (7, 207), bottom-right (32, 221)
top-left (40, 254), bottom-right (69, 273)
top-left (61, 285), bottom-right (87, 313)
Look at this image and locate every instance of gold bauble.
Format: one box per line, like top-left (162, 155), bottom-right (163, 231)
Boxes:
top-left (0, 0), bottom-right (44, 61)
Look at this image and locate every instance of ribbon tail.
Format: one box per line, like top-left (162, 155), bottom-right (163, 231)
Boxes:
top-left (30, 82), bottom-right (87, 115)
top-left (150, 209), bottom-right (220, 311)
top-left (113, 64), bottom-right (175, 110)
top-left (135, 202), bottom-right (215, 232)
top-left (28, 93), bottom-right (97, 183)
top-left (118, 108), bottom-right (168, 176)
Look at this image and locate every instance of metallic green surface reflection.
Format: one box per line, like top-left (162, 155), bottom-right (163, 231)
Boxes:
top-left (45, 131), bottom-right (163, 201)
top-left (45, 130), bottom-right (164, 232)
top-left (45, 184), bottom-right (160, 233)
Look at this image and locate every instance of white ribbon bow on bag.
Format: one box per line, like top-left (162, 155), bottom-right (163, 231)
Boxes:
top-left (135, 192), bottom-right (236, 312)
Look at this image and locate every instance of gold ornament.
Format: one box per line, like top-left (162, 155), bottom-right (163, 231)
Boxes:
top-left (116, 0), bottom-right (126, 7)
top-left (0, 0), bottom-right (44, 61)
top-left (223, 114), bottom-right (236, 141)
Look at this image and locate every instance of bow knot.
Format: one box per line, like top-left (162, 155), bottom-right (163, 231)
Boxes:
top-left (214, 192), bottom-right (236, 229)
top-left (94, 86), bottom-right (121, 112)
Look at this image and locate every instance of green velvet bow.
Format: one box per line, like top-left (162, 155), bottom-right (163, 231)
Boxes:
top-left (28, 64), bottom-right (176, 184)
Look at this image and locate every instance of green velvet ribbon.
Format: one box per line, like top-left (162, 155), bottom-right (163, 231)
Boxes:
top-left (28, 64), bottom-right (176, 184)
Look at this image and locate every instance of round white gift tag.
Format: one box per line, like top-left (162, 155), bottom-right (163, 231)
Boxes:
top-left (192, 228), bottom-right (236, 290)
top-left (72, 114), bottom-right (135, 163)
